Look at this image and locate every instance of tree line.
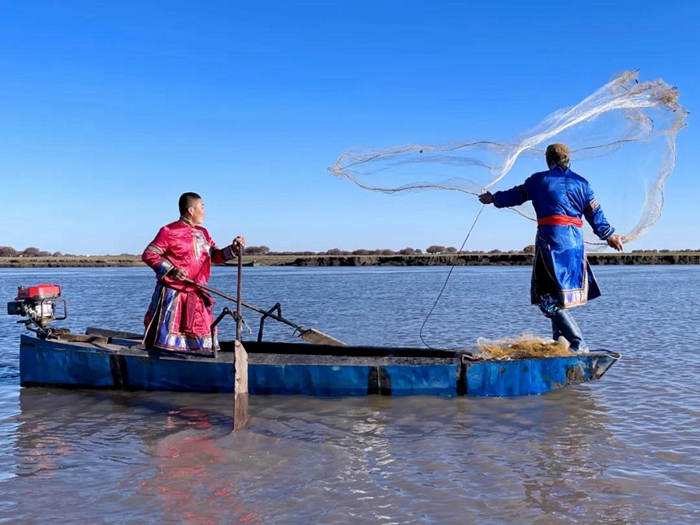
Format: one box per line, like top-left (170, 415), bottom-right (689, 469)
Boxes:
top-left (0, 246), bottom-right (62, 257)
top-left (3, 245), bottom-right (698, 258)
top-left (244, 245), bottom-right (535, 256)
top-left (1, 244), bottom-right (522, 257)
top-left (0, 246), bottom-right (132, 258)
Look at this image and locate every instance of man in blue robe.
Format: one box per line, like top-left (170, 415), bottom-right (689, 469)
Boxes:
top-left (478, 143), bottom-right (624, 354)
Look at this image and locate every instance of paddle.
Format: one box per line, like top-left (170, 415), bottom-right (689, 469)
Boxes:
top-left (235, 248), bottom-right (243, 342)
top-left (183, 278), bottom-right (346, 346)
top-left (232, 246), bottom-right (248, 431)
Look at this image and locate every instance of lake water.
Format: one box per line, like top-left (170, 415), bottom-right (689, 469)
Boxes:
top-left (1, 265), bottom-right (699, 524)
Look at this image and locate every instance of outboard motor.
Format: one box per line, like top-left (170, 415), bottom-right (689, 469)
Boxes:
top-left (7, 284), bottom-right (67, 337)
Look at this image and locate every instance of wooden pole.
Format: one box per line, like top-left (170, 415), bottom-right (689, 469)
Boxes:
top-left (233, 245), bottom-right (249, 431)
top-left (236, 247), bottom-right (243, 342)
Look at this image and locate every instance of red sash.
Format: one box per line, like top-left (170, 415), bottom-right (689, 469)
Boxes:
top-left (537, 214), bottom-right (583, 227)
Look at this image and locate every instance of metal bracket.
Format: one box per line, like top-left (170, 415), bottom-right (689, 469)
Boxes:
top-left (257, 302), bottom-right (282, 342)
top-left (210, 307), bottom-right (243, 359)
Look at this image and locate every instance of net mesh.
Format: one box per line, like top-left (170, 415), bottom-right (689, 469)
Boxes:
top-left (329, 70), bottom-right (688, 249)
top-left (476, 334), bottom-right (574, 360)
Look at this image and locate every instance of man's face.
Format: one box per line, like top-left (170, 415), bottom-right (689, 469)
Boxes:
top-left (188, 199), bottom-right (206, 225)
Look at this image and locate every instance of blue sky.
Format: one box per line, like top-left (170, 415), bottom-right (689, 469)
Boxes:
top-left (0, 0), bottom-right (697, 255)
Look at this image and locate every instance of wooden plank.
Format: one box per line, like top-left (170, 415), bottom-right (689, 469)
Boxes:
top-left (86, 327), bottom-right (143, 340)
top-left (233, 340), bottom-right (249, 430)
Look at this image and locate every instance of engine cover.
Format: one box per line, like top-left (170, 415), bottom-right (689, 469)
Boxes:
top-left (16, 284), bottom-right (61, 301)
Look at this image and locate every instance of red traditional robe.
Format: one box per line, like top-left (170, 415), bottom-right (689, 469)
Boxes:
top-left (142, 219), bottom-right (236, 353)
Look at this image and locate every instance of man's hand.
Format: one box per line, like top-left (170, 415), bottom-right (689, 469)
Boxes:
top-left (606, 234), bottom-right (624, 252)
top-left (232, 236), bottom-right (246, 254)
top-left (478, 192), bottom-right (493, 205)
top-left (172, 268), bottom-right (188, 281)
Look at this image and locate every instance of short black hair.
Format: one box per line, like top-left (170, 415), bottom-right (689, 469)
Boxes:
top-left (178, 192), bottom-right (202, 215)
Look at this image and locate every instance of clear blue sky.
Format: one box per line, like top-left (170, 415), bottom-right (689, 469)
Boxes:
top-left (0, 0), bottom-right (697, 255)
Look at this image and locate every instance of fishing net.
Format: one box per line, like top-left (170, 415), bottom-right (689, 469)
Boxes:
top-left (476, 334), bottom-right (573, 360)
top-left (329, 70), bottom-right (689, 249)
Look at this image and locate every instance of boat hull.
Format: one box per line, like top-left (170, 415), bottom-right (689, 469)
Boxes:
top-left (18, 331), bottom-right (620, 397)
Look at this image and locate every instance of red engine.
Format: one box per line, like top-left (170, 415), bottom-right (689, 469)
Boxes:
top-left (7, 283), bottom-right (67, 334)
top-left (16, 284), bottom-right (62, 301)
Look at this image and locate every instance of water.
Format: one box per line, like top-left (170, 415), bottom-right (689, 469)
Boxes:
top-left (1, 266), bottom-right (699, 524)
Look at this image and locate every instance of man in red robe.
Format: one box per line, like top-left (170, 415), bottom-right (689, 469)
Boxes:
top-left (142, 192), bottom-right (245, 353)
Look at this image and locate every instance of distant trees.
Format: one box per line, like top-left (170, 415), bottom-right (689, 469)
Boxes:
top-left (632, 248), bottom-right (698, 253)
top-left (0, 247), bottom-right (132, 258)
top-left (264, 247), bottom-right (426, 256)
top-left (426, 245), bottom-right (458, 254)
top-left (0, 246), bottom-right (58, 257)
top-left (1, 243), bottom-right (694, 260)
top-left (244, 245), bottom-right (270, 255)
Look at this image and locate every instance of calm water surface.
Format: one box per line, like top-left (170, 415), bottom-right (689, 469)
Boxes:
top-left (1, 266), bottom-right (699, 524)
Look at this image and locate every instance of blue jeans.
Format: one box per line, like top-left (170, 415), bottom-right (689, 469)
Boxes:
top-left (539, 295), bottom-right (588, 353)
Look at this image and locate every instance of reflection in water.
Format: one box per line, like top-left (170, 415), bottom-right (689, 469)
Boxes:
top-left (141, 409), bottom-right (261, 525)
top-left (7, 389), bottom-right (261, 523)
top-left (519, 390), bottom-right (615, 521)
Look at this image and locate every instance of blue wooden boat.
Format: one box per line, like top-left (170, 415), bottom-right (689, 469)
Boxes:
top-left (8, 283), bottom-right (620, 398)
top-left (18, 327), bottom-right (620, 397)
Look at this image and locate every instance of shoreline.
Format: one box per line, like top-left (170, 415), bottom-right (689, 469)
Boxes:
top-left (1, 252), bottom-right (700, 268)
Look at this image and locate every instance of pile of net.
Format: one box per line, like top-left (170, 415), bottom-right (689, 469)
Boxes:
top-left (329, 70), bottom-right (689, 249)
top-left (476, 334), bottom-right (573, 360)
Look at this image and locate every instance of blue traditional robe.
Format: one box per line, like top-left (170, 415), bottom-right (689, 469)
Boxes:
top-left (492, 166), bottom-right (615, 309)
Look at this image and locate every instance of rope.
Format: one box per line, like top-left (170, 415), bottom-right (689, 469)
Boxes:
top-left (419, 204), bottom-right (487, 350)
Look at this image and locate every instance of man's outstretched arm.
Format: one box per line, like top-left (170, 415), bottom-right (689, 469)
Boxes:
top-left (479, 183), bottom-right (529, 208)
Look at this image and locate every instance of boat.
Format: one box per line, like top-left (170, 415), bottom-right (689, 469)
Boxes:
top-left (9, 284), bottom-right (620, 397)
top-left (238, 259), bottom-right (260, 267)
top-left (17, 328), bottom-right (619, 397)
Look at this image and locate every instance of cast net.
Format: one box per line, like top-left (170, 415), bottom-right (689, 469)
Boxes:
top-left (475, 334), bottom-right (573, 360)
top-left (328, 70), bottom-right (688, 249)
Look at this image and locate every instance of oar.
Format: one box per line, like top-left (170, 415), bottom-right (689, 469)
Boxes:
top-left (183, 278), bottom-right (346, 346)
top-left (232, 246), bottom-right (248, 431)
top-left (235, 249), bottom-right (243, 342)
